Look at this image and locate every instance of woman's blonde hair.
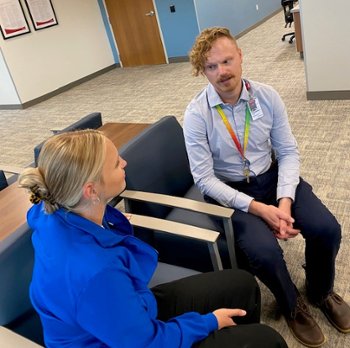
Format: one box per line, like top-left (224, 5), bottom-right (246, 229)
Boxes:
top-left (18, 129), bottom-right (106, 214)
top-left (189, 27), bottom-right (238, 76)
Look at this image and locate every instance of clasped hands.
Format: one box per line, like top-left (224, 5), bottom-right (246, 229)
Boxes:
top-left (249, 198), bottom-right (300, 240)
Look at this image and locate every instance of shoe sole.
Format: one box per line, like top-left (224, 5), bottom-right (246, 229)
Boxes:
top-left (322, 310), bottom-right (350, 334)
top-left (287, 325), bottom-right (326, 348)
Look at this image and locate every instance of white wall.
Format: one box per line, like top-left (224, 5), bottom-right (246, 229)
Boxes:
top-left (0, 48), bottom-right (20, 105)
top-left (0, 0), bottom-right (114, 105)
top-left (301, 0), bottom-right (350, 93)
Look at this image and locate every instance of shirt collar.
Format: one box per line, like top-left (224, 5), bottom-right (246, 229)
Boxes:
top-left (55, 204), bottom-right (133, 248)
top-left (207, 79), bottom-right (250, 108)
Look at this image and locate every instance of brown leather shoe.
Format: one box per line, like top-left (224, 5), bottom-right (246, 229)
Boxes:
top-left (286, 296), bottom-right (326, 347)
top-left (319, 292), bottom-right (350, 333)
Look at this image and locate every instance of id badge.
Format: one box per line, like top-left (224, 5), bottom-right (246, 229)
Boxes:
top-left (248, 97), bottom-right (263, 120)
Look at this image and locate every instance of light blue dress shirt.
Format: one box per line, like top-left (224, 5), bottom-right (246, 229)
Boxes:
top-left (183, 79), bottom-right (300, 212)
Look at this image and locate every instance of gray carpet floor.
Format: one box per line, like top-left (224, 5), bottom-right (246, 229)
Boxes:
top-left (1, 11), bottom-right (349, 348)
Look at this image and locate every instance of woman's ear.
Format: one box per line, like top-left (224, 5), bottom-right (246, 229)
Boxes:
top-left (82, 182), bottom-right (97, 201)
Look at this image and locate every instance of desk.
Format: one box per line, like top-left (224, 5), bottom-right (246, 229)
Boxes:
top-left (0, 122), bottom-right (150, 248)
top-left (291, 5), bottom-right (303, 57)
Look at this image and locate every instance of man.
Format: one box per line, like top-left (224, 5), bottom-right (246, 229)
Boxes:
top-left (183, 27), bottom-right (350, 348)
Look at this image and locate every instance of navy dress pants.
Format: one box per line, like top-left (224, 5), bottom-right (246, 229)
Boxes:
top-left (207, 163), bottom-right (341, 315)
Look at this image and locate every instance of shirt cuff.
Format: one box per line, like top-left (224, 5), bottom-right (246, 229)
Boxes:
top-left (277, 185), bottom-right (297, 202)
top-left (232, 192), bottom-right (254, 212)
top-left (202, 313), bottom-right (218, 332)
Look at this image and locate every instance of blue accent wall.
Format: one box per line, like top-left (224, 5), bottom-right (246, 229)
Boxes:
top-left (155, 0), bottom-right (199, 58)
top-left (99, 0), bottom-right (281, 61)
top-left (194, 0), bottom-right (280, 35)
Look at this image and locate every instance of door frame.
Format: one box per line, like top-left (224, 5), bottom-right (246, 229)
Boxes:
top-left (100, 0), bottom-right (168, 67)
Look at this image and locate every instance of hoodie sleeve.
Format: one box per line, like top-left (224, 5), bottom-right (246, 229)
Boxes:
top-left (76, 266), bottom-right (218, 348)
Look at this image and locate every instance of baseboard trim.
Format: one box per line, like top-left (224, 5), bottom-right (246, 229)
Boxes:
top-left (0, 64), bottom-right (119, 110)
top-left (236, 8), bottom-right (282, 39)
top-left (167, 10), bottom-right (282, 63)
top-left (168, 56), bottom-right (189, 63)
top-left (307, 90), bottom-right (350, 100)
top-left (0, 104), bottom-right (22, 110)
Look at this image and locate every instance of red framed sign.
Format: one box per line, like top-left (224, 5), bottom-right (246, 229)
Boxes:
top-left (0, 0), bottom-right (31, 40)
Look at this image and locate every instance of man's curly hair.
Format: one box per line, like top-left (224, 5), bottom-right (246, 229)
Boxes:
top-left (189, 27), bottom-right (237, 76)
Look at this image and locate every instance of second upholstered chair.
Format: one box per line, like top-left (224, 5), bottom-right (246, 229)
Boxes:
top-left (119, 116), bottom-right (236, 272)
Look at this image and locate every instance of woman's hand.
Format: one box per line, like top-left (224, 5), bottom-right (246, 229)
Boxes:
top-left (213, 308), bottom-right (246, 329)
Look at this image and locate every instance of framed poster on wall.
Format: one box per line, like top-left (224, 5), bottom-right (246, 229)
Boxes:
top-left (0, 0), bottom-right (31, 39)
top-left (25, 0), bottom-right (57, 30)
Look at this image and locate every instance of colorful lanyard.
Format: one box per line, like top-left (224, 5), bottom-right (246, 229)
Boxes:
top-left (216, 104), bottom-right (251, 159)
top-left (215, 80), bottom-right (253, 181)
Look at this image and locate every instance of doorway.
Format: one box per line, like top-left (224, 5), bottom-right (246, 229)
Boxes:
top-left (104, 0), bottom-right (167, 67)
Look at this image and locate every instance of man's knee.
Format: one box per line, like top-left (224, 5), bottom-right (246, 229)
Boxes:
top-left (305, 215), bottom-right (341, 247)
top-left (322, 218), bottom-right (341, 247)
top-left (296, 179), bottom-right (342, 245)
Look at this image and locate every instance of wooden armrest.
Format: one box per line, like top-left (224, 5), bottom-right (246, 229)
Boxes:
top-left (120, 190), bottom-right (234, 219)
top-left (1, 165), bottom-right (25, 175)
top-left (130, 213), bottom-right (219, 243)
top-left (121, 189), bottom-right (237, 269)
top-left (129, 213), bottom-right (222, 270)
top-left (0, 327), bottom-right (43, 347)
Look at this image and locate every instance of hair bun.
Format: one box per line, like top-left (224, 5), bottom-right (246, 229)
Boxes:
top-left (30, 192), bottom-right (41, 204)
top-left (29, 184), bottom-right (42, 205)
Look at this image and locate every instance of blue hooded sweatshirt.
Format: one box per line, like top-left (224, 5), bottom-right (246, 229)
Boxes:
top-left (27, 202), bottom-right (217, 347)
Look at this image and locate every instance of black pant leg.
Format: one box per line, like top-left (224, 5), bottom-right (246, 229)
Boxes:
top-left (194, 324), bottom-right (288, 348)
top-left (151, 269), bottom-right (260, 325)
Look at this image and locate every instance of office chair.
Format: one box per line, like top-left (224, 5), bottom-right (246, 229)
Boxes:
top-left (281, 0), bottom-right (295, 44)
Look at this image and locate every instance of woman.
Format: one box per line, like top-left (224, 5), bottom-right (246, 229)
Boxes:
top-left (19, 129), bottom-right (287, 347)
